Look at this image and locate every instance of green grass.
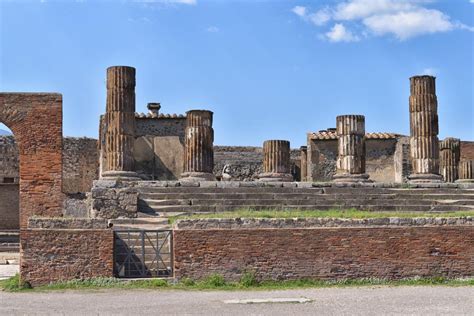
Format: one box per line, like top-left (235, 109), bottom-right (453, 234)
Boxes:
top-left (1, 273), bottom-right (473, 292)
top-left (169, 209), bottom-right (474, 224)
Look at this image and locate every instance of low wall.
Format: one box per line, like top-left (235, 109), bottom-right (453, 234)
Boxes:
top-left (174, 218), bottom-right (474, 281)
top-left (21, 218), bottom-right (114, 286)
top-left (0, 183), bottom-right (19, 229)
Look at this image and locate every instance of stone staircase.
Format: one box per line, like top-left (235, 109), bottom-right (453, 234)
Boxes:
top-left (135, 184), bottom-right (474, 217)
top-left (0, 230), bottom-right (19, 253)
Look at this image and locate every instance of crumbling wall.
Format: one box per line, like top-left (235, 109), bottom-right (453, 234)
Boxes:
top-left (0, 136), bottom-right (19, 183)
top-left (0, 183), bottom-right (19, 229)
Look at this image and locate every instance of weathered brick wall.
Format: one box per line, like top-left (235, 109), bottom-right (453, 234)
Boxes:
top-left (174, 223), bottom-right (474, 281)
top-left (21, 223), bottom-right (114, 286)
top-left (0, 93), bottom-right (63, 228)
top-left (0, 184), bottom-right (19, 229)
top-left (461, 141), bottom-right (474, 160)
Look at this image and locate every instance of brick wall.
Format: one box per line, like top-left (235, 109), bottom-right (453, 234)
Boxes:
top-left (21, 222), bottom-right (114, 286)
top-left (0, 184), bottom-right (19, 229)
top-left (461, 141), bottom-right (474, 160)
top-left (174, 223), bottom-right (474, 281)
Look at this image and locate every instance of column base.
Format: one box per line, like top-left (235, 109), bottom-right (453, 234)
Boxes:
top-left (408, 173), bottom-right (444, 183)
top-left (181, 172), bottom-right (216, 182)
top-left (258, 172), bottom-right (293, 182)
top-left (455, 179), bottom-right (474, 183)
top-left (101, 171), bottom-right (142, 181)
top-left (333, 173), bottom-right (372, 183)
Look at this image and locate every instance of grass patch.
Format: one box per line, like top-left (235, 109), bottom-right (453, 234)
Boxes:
top-left (169, 209), bottom-right (474, 224)
top-left (1, 274), bottom-right (473, 292)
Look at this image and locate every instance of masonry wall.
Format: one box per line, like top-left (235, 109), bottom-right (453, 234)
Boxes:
top-left (461, 141), bottom-right (474, 160)
top-left (21, 219), bottom-right (114, 286)
top-left (0, 136), bottom-right (18, 183)
top-left (174, 222), bottom-right (474, 281)
top-left (0, 184), bottom-right (19, 229)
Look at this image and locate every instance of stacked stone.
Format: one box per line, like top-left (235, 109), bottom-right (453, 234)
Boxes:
top-left (300, 146), bottom-right (308, 182)
top-left (181, 110), bottom-right (215, 181)
top-left (333, 115), bottom-right (370, 183)
top-left (258, 140), bottom-right (293, 182)
top-left (408, 76), bottom-right (443, 183)
top-left (456, 160), bottom-right (474, 183)
top-left (439, 137), bottom-right (460, 182)
top-left (101, 66), bottom-right (140, 180)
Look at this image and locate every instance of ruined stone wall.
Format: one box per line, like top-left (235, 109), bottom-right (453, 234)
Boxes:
top-left (461, 141), bottom-right (474, 160)
top-left (0, 184), bottom-right (19, 229)
top-left (0, 136), bottom-right (18, 183)
top-left (174, 219), bottom-right (474, 281)
top-left (213, 146), bottom-right (300, 181)
top-left (21, 219), bottom-right (114, 286)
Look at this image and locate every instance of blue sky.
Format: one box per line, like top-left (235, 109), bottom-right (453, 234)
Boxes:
top-left (0, 0), bottom-right (473, 146)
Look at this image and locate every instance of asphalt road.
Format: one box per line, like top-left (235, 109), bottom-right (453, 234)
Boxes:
top-left (1, 286), bottom-right (473, 315)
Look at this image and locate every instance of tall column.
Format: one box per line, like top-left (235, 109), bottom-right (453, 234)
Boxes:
top-left (258, 140), bottom-right (293, 182)
top-left (300, 146), bottom-right (308, 182)
top-left (439, 137), bottom-right (460, 182)
top-left (408, 75), bottom-right (443, 183)
top-left (101, 66), bottom-right (140, 180)
top-left (181, 110), bottom-right (215, 181)
top-left (456, 160), bottom-right (474, 183)
top-left (333, 115), bottom-right (370, 183)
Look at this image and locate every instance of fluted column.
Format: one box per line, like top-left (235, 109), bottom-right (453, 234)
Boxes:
top-left (101, 66), bottom-right (140, 180)
top-left (333, 115), bottom-right (370, 183)
top-left (181, 110), bottom-right (215, 181)
top-left (456, 160), bottom-right (474, 183)
top-left (408, 75), bottom-right (443, 183)
top-left (258, 140), bottom-right (293, 182)
top-left (300, 146), bottom-right (308, 182)
top-left (439, 137), bottom-right (460, 182)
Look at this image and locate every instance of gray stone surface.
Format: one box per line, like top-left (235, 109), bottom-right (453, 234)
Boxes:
top-left (91, 186), bottom-right (138, 219)
top-left (28, 218), bottom-right (109, 229)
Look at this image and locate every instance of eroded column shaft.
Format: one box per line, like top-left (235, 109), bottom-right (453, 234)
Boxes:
top-left (439, 137), bottom-right (460, 182)
top-left (408, 76), bottom-right (442, 182)
top-left (300, 146), bottom-right (308, 182)
top-left (182, 110), bottom-right (215, 181)
top-left (259, 140), bottom-right (292, 181)
top-left (103, 66), bottom-right (137, 177)
top-left (333, 115), bottom-right (369, 182)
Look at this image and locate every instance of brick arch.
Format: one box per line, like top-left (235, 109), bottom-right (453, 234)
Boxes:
top-left (0, 93), bottom-right (63, 228)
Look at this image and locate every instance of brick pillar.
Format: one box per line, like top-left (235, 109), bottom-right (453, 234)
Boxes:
top-left (333, 115), bottom-right (370, 183)
top-left (300, 146), bottom-right (308, 182)
top-left (259, 140), bottom-right (293, 182)
top-left (408, 76), bottom-right (443, 183)
top-left (101, 66), bottom-right (140, 180)
top-left (181, 110), bottom-right (215, 181)
top-left (456, 160), bottom-right (474, 183)
top-left (439, 137), bottom-right (460, 183)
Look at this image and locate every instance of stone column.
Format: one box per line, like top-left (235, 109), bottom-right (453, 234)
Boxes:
top-left (439, 137), bottom-right (460, 182)
top-left (408, 75), bottom-right (443, 183)
top-left (258, 140), bottom-right (293, 182)
top-left (300, 146), bottom-right (308, 182)
top-left (181, 110), bottom-right (215, 181)
top-left (333, 115), bottom-right (370, 183)
top-left (456, 160), bottom-right (474, 183)
top-left (101, 66), bottom-right (140, 180)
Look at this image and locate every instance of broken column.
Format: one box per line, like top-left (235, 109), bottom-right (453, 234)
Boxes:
top-left (258, 140), bottom-right (293, 182)
top-left (181, 110), bottom-right (215, 181)
top-left (300, 146), bottom-right (308, 182)
top-left (408, 75), bottom-right (443, 183)
top-left (456, 160), bottom-right (474, 183)
top-left (101, 66), bottom-right (140, 180)
top-left (333, 115), bottom-right (370, 183)
top-left (439, 137), bottom-right (460, 182)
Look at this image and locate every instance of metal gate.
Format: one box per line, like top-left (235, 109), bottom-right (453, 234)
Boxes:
top-left (114, 230), bottom-right (173, 278)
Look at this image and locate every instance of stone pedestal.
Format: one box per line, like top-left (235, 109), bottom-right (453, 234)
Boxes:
top-left (333, 115), bottom-right (370, 183)
top-left (456, 160), bottom-right (474, 183)
top-left (181, 110), bottom-right (215, 181)
top-left (408, 76), bottom-right (443, 183)
top-left (259, 140), bottom-right (293, 182)
top-left (101, 66), bottom-right (140, 180)
top-left (300, 146), bottom-right (308, 182)
top-left (439, 137), bottom-right (460, 183)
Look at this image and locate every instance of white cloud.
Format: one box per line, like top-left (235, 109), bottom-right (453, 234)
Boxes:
top-left (421, 68), bottom-right (438, 76)
top-left (470, 0), bottom-right (474, 3)
top-left (206, 26), bottom-right (219, 33)
top-left (292, 0), bottom-right (473, 41)
top-left (326, 23), bottom-right (360, 42)
top-left (292, 6), bottom-right (307, 17)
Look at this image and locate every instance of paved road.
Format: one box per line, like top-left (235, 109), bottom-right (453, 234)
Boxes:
top-left (1, 286), bottom-right (473, 315)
